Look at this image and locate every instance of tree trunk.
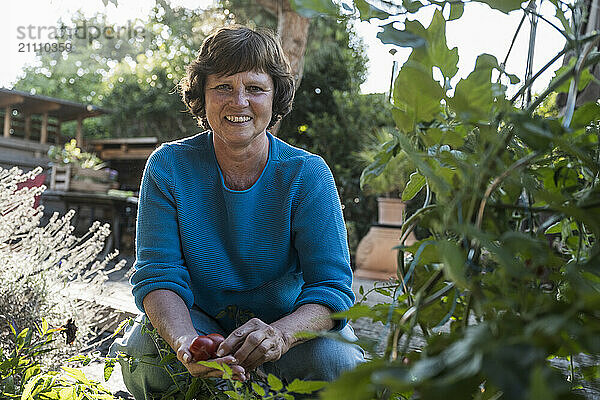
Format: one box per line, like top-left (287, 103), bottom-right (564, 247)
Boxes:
top-left (254, 0), bottom-right (310, 134)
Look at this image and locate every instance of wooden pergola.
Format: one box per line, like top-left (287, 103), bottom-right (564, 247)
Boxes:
top-left (0, 88), bottom-right (109, 147)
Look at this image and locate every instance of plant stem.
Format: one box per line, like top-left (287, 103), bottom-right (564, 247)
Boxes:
top-left (525, 51), bottom-right (600, 113)
top-left (475, 152), bottom-right (539, 230)
top-left (510, 47), bottom-right (568, 104)
top-left (463, 292), bottom-right (472, 330)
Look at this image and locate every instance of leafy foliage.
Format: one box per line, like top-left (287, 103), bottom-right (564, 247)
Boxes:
top-left (108, 319), bottom-right (326, 400)
top-left (1, 321), bottom-right (116, 400)
top-left (299, 0), bottom-right (600, 398)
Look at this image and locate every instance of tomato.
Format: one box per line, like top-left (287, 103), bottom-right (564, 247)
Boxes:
top-left (189, 336), bottom-right (216, 361)
top-left (207, 333), bottom-right (225, 347)
top-left (189, 334), bottom-right (226, 361)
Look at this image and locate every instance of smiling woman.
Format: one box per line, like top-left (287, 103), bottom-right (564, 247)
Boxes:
top-left (109, 25), bottom-right (365, 400)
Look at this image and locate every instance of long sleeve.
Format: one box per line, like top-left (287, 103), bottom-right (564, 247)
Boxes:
top-left (291, 156), bottom-right (355, 330)
top-left (130, 146), bottom-right (195, 312)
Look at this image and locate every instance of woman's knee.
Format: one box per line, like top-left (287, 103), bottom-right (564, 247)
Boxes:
top-left (267, 324), bottom-right (365, 382)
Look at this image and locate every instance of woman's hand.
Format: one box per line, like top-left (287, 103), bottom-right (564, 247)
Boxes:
top-left (174, 334), bottom-right (246, 380)
top-left (217, 318), bottom-right (291, 372)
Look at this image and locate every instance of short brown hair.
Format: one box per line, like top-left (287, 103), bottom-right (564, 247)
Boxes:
top-left (180, 25), bottom-right (295, 129)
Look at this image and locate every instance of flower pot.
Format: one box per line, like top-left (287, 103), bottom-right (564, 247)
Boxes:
top-left (355, 198), bottom-right (416, 280)
top-left (377, 197), bottom-right (406, 226)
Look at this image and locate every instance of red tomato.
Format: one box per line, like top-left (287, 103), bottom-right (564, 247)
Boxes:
top-left (207, 333), bottom-right (225, 347)
top-left (189, 336), bottom-right (216, 361)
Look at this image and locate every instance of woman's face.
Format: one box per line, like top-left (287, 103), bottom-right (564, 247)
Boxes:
top-left (205, 70), bottom-right (274, 149)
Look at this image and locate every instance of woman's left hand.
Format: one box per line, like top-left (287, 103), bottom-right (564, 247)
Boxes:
top-left (216, 318), bottom-right (290, 372)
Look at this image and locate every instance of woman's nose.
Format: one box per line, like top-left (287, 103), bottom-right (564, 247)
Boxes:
top-left (230, 87), bottom-right (249, 106)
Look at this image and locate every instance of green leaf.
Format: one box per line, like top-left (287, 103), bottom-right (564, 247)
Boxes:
top-left (376, 22), bottom-right (426, 47)
top-left (544, 221), bottom-right (562, 234)
top-left (355, 0), bottom-right (389, 21)
top-left (360, 140), bottom-right (397, 188)
top-left (506, 73), bottom-right (520, 84)
top-left (474, 0), bottom-right (524, 14)
top-left (289, 0), bottom-right (339, 18)
top-left (403, 0), bottom-right (423, 13)
top-left (267, 374), bottom-right (284, 392)
top-left (197, 361), bottom-right (225, 371)
top-left (405, 10), bottom-right (459, 80)
top-left (286, 379), bottom-right (328, 394)
top-left (448, 1), bottom-right (464, 20)
top-left (439, 241), bottom-right (468, 289)
top-left (402, 172), bottom-right (426, 201)
top-left (549, 0), bottom-right (573, 35)
top-left (529, 366), bottom-right (557, 400)
top-left (331, 304), bottom-right (373, 321)
top-left (224, 390), bottom-right (243, 400)
top-left (569, 101), bottom-right (600, 129)
top-left (184, 377), bottom-right (203, 400)
top-left (401, 238), bottom-right (441, 265)
top-left (23, 365), bottom-right (41, 384)
top-left (550, 56), bottom-right (595, 93)
top-left (252, 382), bottom-right (266, 397)
top-left (61, 367), bottom-right (90, 385)
top-left (103, 358), bottom-right (116, 381)
top-left (393, 60), bottom-right (444, 131)
top-left (448, 54), bottom-right (506, 121)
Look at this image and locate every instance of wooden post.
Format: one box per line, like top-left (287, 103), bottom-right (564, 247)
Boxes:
top-left (76, 116), bottom-right (83, 147)
top-left (3, 106), bottom-right (10, 137)
top-left (40, 112), bottom-right (48, 144)
top-left (24, 115), bottom-right (31, 140)
top-left (55, 120), bottom-right (61, 144)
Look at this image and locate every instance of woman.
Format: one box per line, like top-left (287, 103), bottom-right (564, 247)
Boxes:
top-left (110, 25), bottom-right (364, 399)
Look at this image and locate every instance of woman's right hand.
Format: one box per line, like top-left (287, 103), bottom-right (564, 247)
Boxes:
top-left (174, 334), bottom-right (246, 380)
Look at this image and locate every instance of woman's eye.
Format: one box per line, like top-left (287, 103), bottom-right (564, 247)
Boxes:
top-left (215, 84), bottom-right (231, 91)
top-left (247, 86), bottom-right (263, 92)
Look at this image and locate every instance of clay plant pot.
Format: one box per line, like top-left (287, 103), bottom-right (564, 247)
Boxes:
top-left (355, 197), bottom-right (416, 280)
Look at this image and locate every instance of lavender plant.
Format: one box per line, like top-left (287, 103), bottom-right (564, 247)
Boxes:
top-left (0, 166), bottom-right (127, 357)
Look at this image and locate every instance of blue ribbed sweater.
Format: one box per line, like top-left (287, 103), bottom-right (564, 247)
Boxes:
top-left (131, 131), bottom-right (354, 332)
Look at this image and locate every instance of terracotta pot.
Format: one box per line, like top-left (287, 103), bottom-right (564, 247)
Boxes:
top-left (377, 197), bottom-right (406, 226)
top-left (354, 198), bottom-right (416, 280)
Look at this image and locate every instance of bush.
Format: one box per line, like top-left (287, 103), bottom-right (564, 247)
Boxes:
top-left (0, 166), bottom-right (127, 361)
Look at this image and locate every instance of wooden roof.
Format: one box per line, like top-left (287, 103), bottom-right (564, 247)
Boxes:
top-left (0, 88), bottom-right (109, 121)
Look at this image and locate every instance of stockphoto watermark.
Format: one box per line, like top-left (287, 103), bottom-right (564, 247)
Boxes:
top-left (16, 20), bottom-right (146, 53)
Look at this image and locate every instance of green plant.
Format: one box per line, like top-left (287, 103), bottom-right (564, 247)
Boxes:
top-left (288, 0), bottom-right (600, 398)
top-left (108, 319), bottom-right (327, 400)
top-left (48, 139), bottom-right (105, 169)
top-left (0, 165), bottom-right (126, 359)
top-left (0, 320), bottom-right (116, 400)
top-left (358, 129), bottom-right (415, 197)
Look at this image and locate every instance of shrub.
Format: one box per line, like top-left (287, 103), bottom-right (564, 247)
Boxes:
top-left (0, 166), bottom-right (127, 360)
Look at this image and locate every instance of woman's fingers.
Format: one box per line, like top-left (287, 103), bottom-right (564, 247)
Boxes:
top-left (242, 342), bottom-right (281, 371)
top-left (218, 318), bottom-right (262, 357)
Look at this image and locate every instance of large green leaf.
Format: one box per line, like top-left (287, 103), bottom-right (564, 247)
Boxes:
top-left (355, 0), bottom-right (390, 21)
top-left (474, 0), bottom-right (524, 14)
top-left (448, 54), bottom-right (506, 121)
top-left (376, 22), bottom-right (426, 48)
top-left (405, 9), bottom-right (459, 80)
top-left (393, 60), bottom-right (444, 131)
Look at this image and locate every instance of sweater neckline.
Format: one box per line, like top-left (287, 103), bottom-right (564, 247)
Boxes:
top-left (209, 131), bottom-right (273, 194)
